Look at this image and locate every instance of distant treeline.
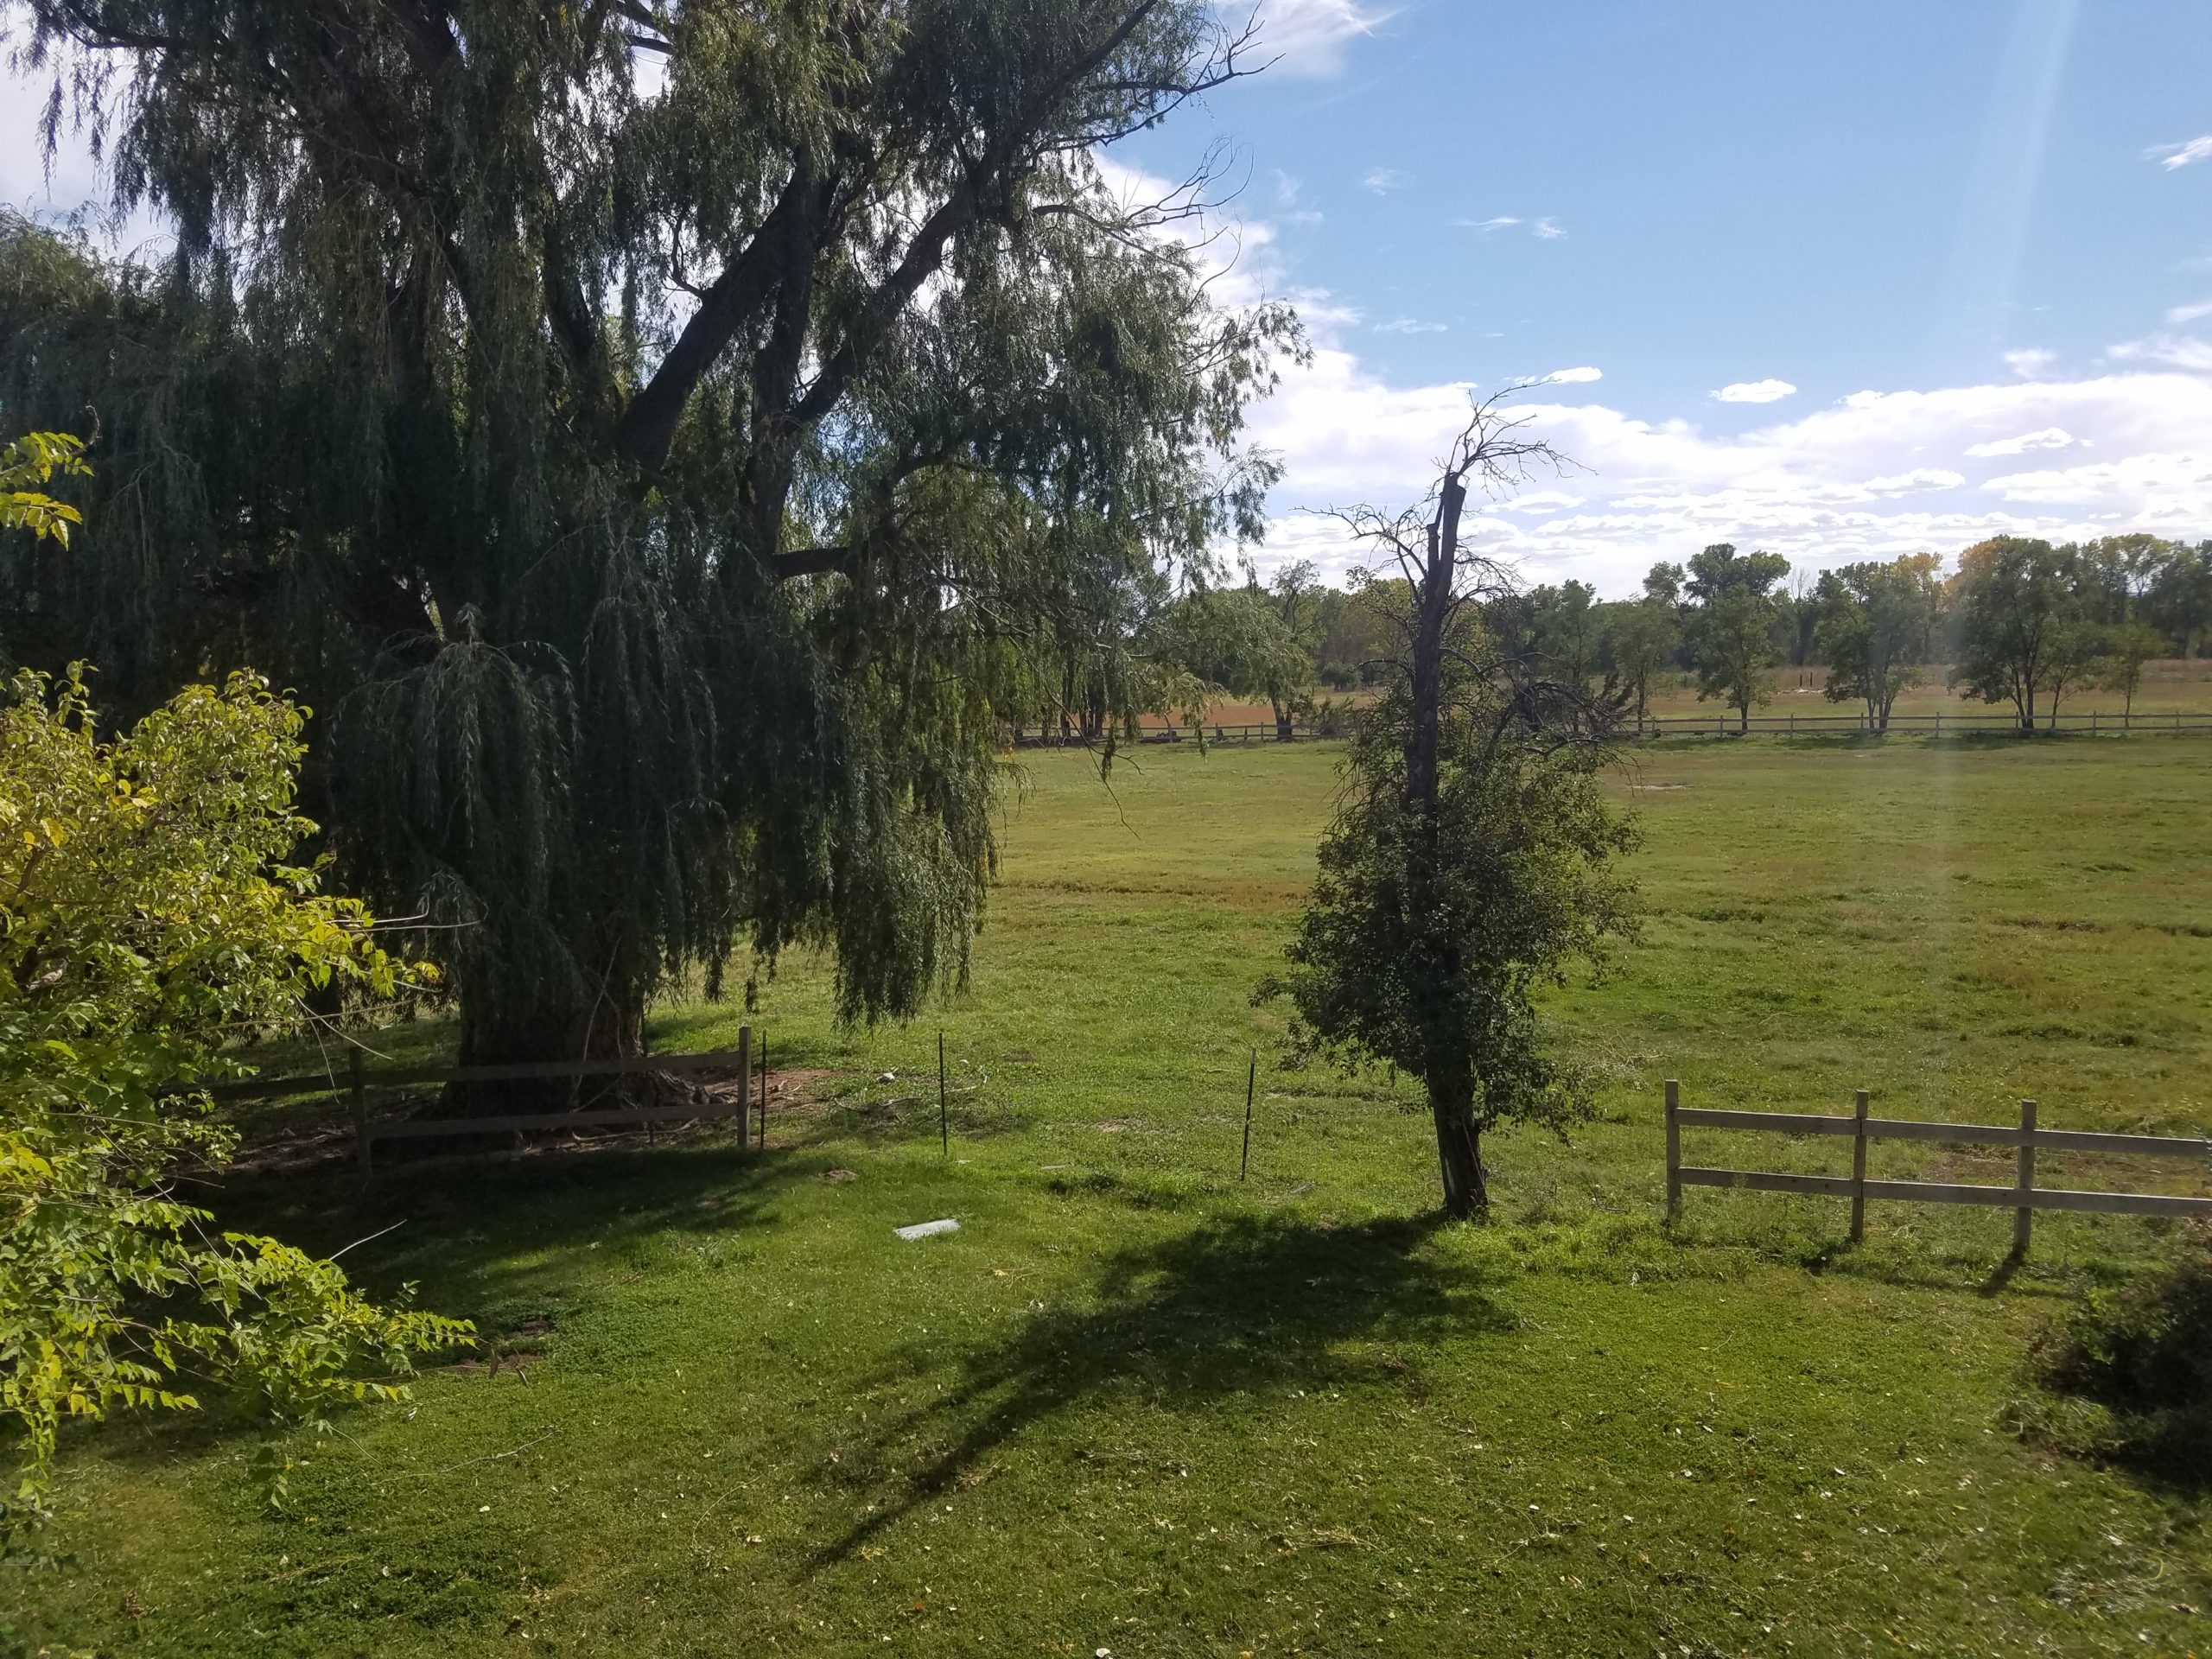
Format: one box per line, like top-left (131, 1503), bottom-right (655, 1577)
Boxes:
top-left (1061, 534), bottom-right (2206, 741)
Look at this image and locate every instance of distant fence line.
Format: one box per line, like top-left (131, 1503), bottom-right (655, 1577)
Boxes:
top-left (1629, 708), bottom-right (2212, 737)
top-left (1010, 709), bottom-right (2212, 747)
top-left (1663, 1079), bottom-right (2212, 1256)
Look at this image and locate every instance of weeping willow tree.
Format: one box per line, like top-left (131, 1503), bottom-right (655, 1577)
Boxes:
top-left (0, 0), bottom-right (1290, 1087)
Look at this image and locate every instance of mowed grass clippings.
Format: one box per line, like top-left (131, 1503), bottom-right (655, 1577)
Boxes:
top-left (12, 736), bottom-right (2212, 1657)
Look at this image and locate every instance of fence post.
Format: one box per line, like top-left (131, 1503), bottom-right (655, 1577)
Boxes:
top-left (1664, 1079), bottom-right (1681, 1222)
top-left (758, 1030), bottom-right (768, 1150)
top-left (1850, 1089), bottom-right (1869, 1243)
top-left (736, 1025), bottom-right (753, 1148)
top-left (938, 1031), bottom-right (949, 1158)
top-left (1240, 1047), bottom-right (1256, 1181)
top-left (2012, 1097), bottom-right (2037, 1260)
top-left (352, 1046), bottom-right (371, 1179)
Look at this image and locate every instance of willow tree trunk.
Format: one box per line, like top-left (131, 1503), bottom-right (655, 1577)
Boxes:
top-left (451, 988), bottom-right (647, 1114)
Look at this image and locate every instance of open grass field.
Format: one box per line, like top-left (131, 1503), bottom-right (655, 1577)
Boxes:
top-left (10, 734), bottom-right (2212, 1657)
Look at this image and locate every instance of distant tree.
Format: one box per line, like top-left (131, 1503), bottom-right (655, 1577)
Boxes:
top-left (1643, 562), bottom-right (1687, 611)
top-left (2095, 620), bottom-right (2167, 719)
top-left (1153, 584), bottom-right (1313, 740)
top-left (1684, 544), bottom-right (1790, 733)
top-left (2044, 619), bottom-right (2104, 726)
top-left (2146, 542), bottom-right (2212, 658)
top-left (1270, 562), bottom-right (1327, 649)
top-left (1815, 555), bottom-right (1942, 731)
top-left (1608, 600), bottom-right (1679, 723)
top-left (1260, 396), bottom-right (1637, 1219)
top-left (1315, 581), bottom-right (1395, 688)
top-left (1531, 580), bottom-right (1606, 686)
top-left (1951, 537), bottom-right (2089, 732)
top-left (1266, 562), bottom-right (1330, 737)
top-left (1685, 543), bottom-right (1791, 606)
top-left (1784, 570), bottom-right (1821, 667)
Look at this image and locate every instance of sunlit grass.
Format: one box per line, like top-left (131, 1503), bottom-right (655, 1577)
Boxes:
top-left (15, 735), bottom-right (2212, 1656)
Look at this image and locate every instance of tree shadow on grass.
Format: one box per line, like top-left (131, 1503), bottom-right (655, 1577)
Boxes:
top-left (78, 1140), bottom-right (822, 1475)
top-left (817, 1210), bottom-right (1513, 1562)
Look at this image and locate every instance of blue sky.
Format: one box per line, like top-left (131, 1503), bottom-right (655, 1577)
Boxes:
top-left (1114, 0), bottom-right (2212, 593)
top-left (4, 2), bottom-right (2209, 596)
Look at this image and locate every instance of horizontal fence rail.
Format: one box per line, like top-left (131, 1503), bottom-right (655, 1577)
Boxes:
top-left (1662, 1080), bottom-right (2211, 1255)
top-left (202, 1036), bottom-right (770, 1175)
top-left (1013, 720), bottom-right (1332, 747)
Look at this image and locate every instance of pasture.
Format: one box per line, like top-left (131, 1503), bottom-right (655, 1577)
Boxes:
top-left (12, 734), bottom-right (2212, 1657)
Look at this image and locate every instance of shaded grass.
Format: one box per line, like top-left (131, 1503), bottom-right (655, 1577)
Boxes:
top-left (10, 736), bottom-right (2212, 1656)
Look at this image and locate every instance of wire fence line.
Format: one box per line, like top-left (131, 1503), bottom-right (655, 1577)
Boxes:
top-left (1627, 708), bottom-right (2212, 737)
top-left (1011, 707), bottom-right (2212, 747)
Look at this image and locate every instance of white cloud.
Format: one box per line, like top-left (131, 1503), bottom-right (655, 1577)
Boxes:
top-left (1965, 427), bottom-right (2074, 458)
top-left (1983, 451), bottom-right (2212, 512)
top-left (1373, 318), bottom-right (1446, 334)
top-left (2111, 333), bottom-right (2212, 372)
top-left (1361, 167), bottom-right (1408, 195)
top-left (1250, 0), bottom-right (1391, 78)
top-left (1542, 365), bottom-right (1604, 385)
top-left (2145, 135), bottom-right (2212, 170)
top-left (1242, 356), bottom-right (2212, 593)
top-left (2004, 347), bottom-right (2056, 378)
top-left (2166, 297), bottom-right (2212, 326)
top-left (1453, 215), bottom-right (1522, 233)
top-left (1532, 217), bottom-right (1567, 239)
top-left (1271, 169), bottom-right (1304, 207)
top-left (1713, 379), bottom-right (1797, 404)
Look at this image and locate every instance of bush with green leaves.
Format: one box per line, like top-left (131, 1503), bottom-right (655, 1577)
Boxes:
top-left (0, 666), bottom-right (469, 1543)
top-left (0, 429), bottom-right (86, 548)
top-left (2029, 1228), bottom-right (2212, 1485)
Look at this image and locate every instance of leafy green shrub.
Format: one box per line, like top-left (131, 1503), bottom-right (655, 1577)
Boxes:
top-left (0, 667), bottom-right (470, 1544)
top-left (0, 429), bottom-right (87, 546)
top-left (2029, 1228), bottom-right (2212, 1485)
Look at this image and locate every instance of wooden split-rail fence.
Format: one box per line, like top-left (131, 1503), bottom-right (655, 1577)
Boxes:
top-left (1663, 1080), bottom-right (2212, 1255)
top-left (209, 1029), bottom-right (772, 1175)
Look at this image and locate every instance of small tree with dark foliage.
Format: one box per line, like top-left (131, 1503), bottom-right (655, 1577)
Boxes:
top-left (1259, 396), bottom-right (1639, 1217)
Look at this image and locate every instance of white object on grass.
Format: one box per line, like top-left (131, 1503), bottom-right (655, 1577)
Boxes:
top-left (894, 1218), bottom-right (960, 1241)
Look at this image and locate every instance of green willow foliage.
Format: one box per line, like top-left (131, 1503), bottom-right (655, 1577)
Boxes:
top-left (0, 1), bottom-right (1291, 1064)
top-left (0, 668), bottom-right (468, 1542)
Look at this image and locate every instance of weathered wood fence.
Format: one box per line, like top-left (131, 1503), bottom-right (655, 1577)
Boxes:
top-left (209, 1030), bottom-right (770, 1174)
top-left (1662, 1079), bottom-right (2212, 1255)
top-left (1014, 719), bottom-right (1328, 747)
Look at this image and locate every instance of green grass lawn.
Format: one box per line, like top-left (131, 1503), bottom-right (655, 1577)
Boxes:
top-left (11, 735), bottom-right (2212, 1657)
